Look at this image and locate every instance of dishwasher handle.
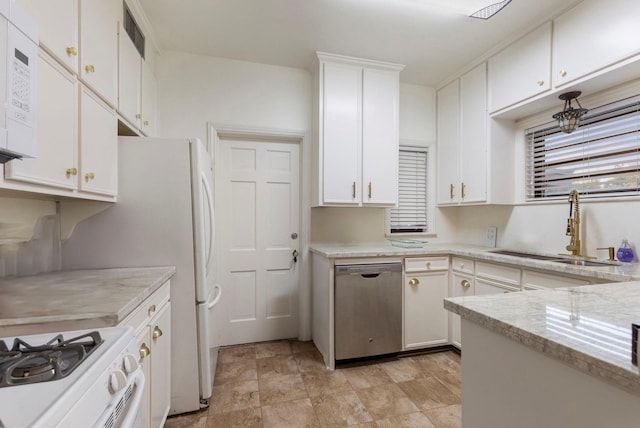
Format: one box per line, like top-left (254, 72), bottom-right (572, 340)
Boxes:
top-left (337, 263), bottom-right (403, 277)
top-left (359, 272), bottom-right (381, 279)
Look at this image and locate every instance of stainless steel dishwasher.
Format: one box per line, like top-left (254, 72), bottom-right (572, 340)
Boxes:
top-left (334, 262), bottom-right (402, 360)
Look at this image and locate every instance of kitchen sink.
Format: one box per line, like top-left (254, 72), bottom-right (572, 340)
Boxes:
top-left (488, 250), bottom-right (563, 261)
top-left (551, 259), bottom-right (620, 267)
top-left (489, 249), bottom-right (620, 267)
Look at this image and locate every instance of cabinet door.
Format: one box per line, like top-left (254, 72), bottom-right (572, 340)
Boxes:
top-left (150, 303), bottom-right (171, 428)
top-left (436, 79), bottom-right (459, 204)
top-left (141, 58), bottom-right (157, 137)
top-left (450, 272), bottom-right (474, 348)
top-left (79, 0), bottom-right (119, 107)
top-left (459, 63), bottom-right (487, 204)
top-left (79, 87), bottom-right (117, 196)
top-left (118, 30), bottom-right (142, 128)
top-left (6, 53), bottom-right (77, 189)
top-left (16, 0), bottom-right (78, 71)
top-left (362, 68), bottom-right (398, 205)
top-left (136, 326), bottom-right (152, 428)
top-left (321, 62), bottom-right (361, 205)
top-left (554, 0), bottom-right (640, 87)
top-left (404, 271), bottom-right (449, 349)
top-left (488, 22), bottom-right (551, 112)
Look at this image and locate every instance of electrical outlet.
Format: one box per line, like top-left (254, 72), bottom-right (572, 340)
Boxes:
top-left (485, 226), bottom-right (497, 248)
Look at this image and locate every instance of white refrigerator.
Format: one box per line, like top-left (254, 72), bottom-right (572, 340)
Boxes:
top-left (62, 137), bottom-right (220, 415)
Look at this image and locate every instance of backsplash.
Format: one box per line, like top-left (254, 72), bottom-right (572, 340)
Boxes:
top-left (0, 214), bottom-right (61, 278)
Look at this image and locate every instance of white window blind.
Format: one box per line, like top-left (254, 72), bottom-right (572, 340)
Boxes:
top-left (526, 94), bottom-right (640, 200)
top-left (390, 148), bottom-right (428, 233)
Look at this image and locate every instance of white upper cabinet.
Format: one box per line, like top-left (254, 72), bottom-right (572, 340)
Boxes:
top-left (362, 68), bottom-right (399, 205)
top-left (488, 22), bottom-right (552, 113)
top-left (79, 87), bottom-right (117, 196)
top-left (313, 53), bottom-right (403, 207)
top-left (437, 63), bottom-right (487, 205)
top-left (16, 0), bottom-right (78, 71)
top-left (118, 27), bottom-right (142, 129)
top-left (553, 0), bottom-right (640, 88)
top-left (141, 56), bottom-right (157, 137)
top-left (79, 0), bottom-right (119, 107)
top-left (6, 52), bottom-right (78, 190)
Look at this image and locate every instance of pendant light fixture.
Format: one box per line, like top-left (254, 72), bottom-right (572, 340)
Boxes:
top-left (552, 91), bottom-right (589, 134)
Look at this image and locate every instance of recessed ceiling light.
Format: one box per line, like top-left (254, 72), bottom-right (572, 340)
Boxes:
top-left (469, 0), bottom-right (512, 19)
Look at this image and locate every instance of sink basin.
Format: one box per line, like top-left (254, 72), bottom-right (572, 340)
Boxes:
top-left (551, 259), bottom-right (620, 267)
top-left (488, 250), bottom-right (562, 261)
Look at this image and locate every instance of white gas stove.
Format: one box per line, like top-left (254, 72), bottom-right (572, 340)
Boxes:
top-left (0, 326), bottom-right (144, 428)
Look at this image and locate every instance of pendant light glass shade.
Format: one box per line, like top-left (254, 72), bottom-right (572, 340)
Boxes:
top-left (552, 91), bottom-right (589, 134)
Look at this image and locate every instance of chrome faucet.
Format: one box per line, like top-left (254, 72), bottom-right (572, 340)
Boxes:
top-left (565, 190), bottom-right (582, 257)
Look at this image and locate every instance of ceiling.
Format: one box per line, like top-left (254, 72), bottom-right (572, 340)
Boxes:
top-left (138, 0), bottom-right (580, 86)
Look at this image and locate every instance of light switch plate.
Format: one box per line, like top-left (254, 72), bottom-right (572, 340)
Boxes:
top-left (485, 226), bottom-right (497, 248)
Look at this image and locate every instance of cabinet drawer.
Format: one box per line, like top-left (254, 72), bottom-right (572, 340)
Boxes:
top-left (522, 270), bottom-right (590, 289)
top-left (476, 262), bottom-right (521, 286)
top-left (405, 256), bottom-right (449, 272)
top-left (119, 280), bottom-right (171, 333)
top-left (451, 257), bottom-right (474, 274)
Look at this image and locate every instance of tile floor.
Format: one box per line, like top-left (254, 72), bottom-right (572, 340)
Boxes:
top-left (164, 340), bottom-right (462, 428)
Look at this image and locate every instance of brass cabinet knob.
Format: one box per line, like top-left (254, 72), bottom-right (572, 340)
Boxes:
top-left (85, 172), bottom-right (95, 181)
top-left (143, 120), bottom-right (149, 126)
top-left (537, 79), bottom-right (544, 86)
top-left (66, 47), bottom-right (77, 56)
top-left (85, 64), bottom-right (95, 73)
top-left (409, 278), bottom-right (420, 286)
top-left (135, 114), bottom-right (142, 119)
top-left (461, 279), bottom-right (471, 288)
top-left (139, 343), bottom-right (150, 359)
top-left (152, 326), bottom-right (163, 340)
top-left (560, 69), bottom-right (567, 77)
top-left (148, 304), bottom-right (156, 315)
top-left (426, 261), bottom-right (431, 269)
top-left (66, 167), bottom-right (77, 176)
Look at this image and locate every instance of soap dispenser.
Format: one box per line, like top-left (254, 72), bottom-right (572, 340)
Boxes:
top-left (616, 239), bottom-right (635, 263)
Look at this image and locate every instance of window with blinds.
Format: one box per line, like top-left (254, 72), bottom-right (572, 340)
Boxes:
top-left (526, 94), bottom-right (640, 200)
top-left (390, 148), bottom-right (428, 234)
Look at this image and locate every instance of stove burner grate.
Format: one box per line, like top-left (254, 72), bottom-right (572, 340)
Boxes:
top-left (0, 331), bottom-right (103, 387)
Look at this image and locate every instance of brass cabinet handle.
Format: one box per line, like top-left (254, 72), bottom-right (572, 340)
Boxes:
top-left (85, 64), bottom-right (95, 73)
top-left (426, 261), bottom-right (431, 269)
top-left (450, 183), bottom-right (454, 199)
top-left (352, 181), bottom-right (356, 199)
top-left (148, 304), bottom-right (156, 315)
top-left (409, 278), bottom-right (420, 286)
top-left (461, 279), bottom-right (471, 288)
top-left (368, 182), bottom-right (372, 199)
top-left (66, 167), bottom-right (77, 176)
top-left (139, 343), bottom-right (150, 359)
top-left (152, 326), bottom-right (163, 340)
top-left (135, 114), bottom-right (142, 119)
top-left (560, 69), bottom-right (567, 77)
top-left (66, 47), bottom-right (77, 56)
top-left (537, 79), bottom-right (544, 86)
top-left (461, 182), bottom-right (466, 199)
top-left (143, 120), bottom-right (149, 126)
top-left (85, 172), bottom-right (94, 181)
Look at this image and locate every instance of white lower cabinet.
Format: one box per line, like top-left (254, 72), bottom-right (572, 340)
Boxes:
top-left (120, 281), bottom-right (172, 428)
top-left (404, 256), bottom-right (449, 350)
top-left (450, 271), bottom-right (474, 349)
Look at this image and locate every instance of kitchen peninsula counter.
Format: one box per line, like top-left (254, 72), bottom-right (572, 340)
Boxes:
top-left (0, 266), bottom-right (176, 335)
top-left (445, 282), bottom-right (640, 427)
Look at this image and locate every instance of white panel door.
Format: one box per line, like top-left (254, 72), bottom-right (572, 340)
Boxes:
top-left (436, 79), bottom-right (459, 204)
top-left (217, 139), bottom-right (300, 345)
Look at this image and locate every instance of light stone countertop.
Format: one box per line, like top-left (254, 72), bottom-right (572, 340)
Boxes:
top-left (0, 266), bottom-right (176, 331)
top-left (309, 242), bottom-right (640, 282)
top-left (444, 282), bottom-right (640, 395)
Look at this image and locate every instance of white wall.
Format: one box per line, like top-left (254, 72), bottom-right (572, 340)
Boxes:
top-left (155, 51), bottom-right (312, 140)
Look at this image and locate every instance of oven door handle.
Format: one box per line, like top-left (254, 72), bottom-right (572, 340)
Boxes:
top-left (118, 369), bottom-right (146, 428)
